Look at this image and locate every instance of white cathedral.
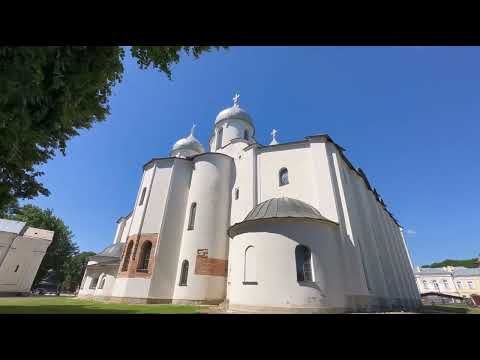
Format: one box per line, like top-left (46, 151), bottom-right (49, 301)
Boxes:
top-left (78, 95), bottom-right (421, 313)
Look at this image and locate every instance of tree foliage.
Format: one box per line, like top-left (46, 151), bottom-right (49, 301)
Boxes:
top-left (7, 204), bottom-right (78, 287)
top-left (422, 258), bottom-right (479, 269)
top-left (62, 251), bottom-right (96, 293)
top-left (0, 46), bottom-right (227, 213)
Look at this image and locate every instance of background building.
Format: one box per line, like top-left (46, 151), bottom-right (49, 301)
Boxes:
top-left (414, 265), bottom-right (480, 302)
top-left (0, 218), bottom-right (54, 296)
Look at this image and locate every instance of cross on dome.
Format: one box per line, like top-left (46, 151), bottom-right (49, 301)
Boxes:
top-left (233, 93), bottom-right (240, 106)
top-left (270, 128), bottom-right (279, 145)
top-left (190, 123), bottom-right (197, 136)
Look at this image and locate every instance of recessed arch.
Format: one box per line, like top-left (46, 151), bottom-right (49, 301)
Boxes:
top-left (122, 241), bottom-right (134, 272)
top-left (244, 245), bottom-right (257, 284)
top-left (137, 241), bottom-right (152, 271)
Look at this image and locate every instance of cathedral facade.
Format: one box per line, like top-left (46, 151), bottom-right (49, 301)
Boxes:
top-left (78, 95), bottom-right (421, 313)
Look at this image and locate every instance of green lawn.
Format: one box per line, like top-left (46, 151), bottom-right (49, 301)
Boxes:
top-left (422, 304), bottom-right (480, 314)
top-left (0, 297), bottom-right (204, 314)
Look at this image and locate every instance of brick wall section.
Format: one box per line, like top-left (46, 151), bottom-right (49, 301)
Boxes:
top-left (118, 233), bottom-right (158, 278)
top-left (194, 255), bottom-right (227, 277)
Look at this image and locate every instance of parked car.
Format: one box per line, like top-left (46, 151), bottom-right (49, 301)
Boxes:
top-left (32, 283), bottom-right (60, 296)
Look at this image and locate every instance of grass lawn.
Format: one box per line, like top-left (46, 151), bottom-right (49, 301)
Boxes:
top-left (422, 304), bottom-right (480, 314)
top-left (0, 297), bottom-right (204, 314)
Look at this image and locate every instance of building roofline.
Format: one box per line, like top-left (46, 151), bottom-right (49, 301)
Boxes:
top-left (248, 133), bottom-right (401, 227)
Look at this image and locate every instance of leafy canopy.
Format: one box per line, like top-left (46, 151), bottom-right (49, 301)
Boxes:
top-left (0, 46), bottom-right (227, 213)
top-left (422, 258), bottom-right (479, 269)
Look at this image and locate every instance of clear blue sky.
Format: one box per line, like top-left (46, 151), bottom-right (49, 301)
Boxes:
top-left (24, 46), bottom-right (480, 267)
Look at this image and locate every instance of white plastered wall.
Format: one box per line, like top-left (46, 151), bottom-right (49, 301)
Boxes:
top-left (227, 220), bottom-right (348, 311)
top-left (173, 153), bottom-right (233, 302)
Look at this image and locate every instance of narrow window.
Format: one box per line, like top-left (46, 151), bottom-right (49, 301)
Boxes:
top-left (456, 281), bottom-right (463, 289)
top-left (279, 168), bottom-right (289, 186)
top-left (235, 188), bottom-right (239, 200)
top-left (139, 187), bottom-right (147, 206)
top-left (432, 280), bottom-right (439, 291)
top-left (443, 279), bottom-right (449, 289)
top-left (90, 276), bottom-right (99, 289)
top-left (80, 276), bottom-right (87, 289)
top-left (137, 241), bottom-right (152, 271)
top-left (468, 281), bottom-right (474, 289)
top-left (243, 246), bottom-right (257, 284)
top-left (423, 280), bottom-right (429, 290)
top-left (122, 241), bottom-right (134, 272)
top-left (14, 265), bottom-right (19, 273)
top-left (179, 260), bottom-right (189, 286)
top-left (244, 129), bottom-right (249, 140)
top-left (187, 203), bottom-right (197, 230)
top-left (216, 127), bottom-right (223, 150)
top-left (98, 276), bottom-right (106, 289)
top-left (296, 245), bottom-right (314, 282)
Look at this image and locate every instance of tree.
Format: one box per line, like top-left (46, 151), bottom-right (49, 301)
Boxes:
top-left (7, 205), bottom-right (78, 287)
top-left (0, 46), bottom-right (227, 213)
top-left (62, 251), bottom-right (96, 293)
top-left (422, 258), bottom-right (479, 269)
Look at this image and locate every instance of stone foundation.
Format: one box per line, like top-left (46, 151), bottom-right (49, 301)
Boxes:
top-left (79, 295), bottom-right (223, 305)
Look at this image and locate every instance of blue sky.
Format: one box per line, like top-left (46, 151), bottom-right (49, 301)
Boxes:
top-left (25, 46), bottom-right (480, 267)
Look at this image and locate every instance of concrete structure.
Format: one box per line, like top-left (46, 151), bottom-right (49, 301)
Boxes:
top-left (79, 94), bottom-right (421, 312)
top-left (414, 266), bottom-right (480, 301)
top-left (0, 218), bottom-right (54, 296)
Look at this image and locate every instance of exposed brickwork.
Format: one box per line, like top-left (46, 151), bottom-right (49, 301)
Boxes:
top-left (194, 254), bottom-right (227, 277)
top-left (117, 233), bottom-right (158, 278)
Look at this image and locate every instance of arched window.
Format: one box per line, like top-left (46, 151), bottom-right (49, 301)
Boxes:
top-left (139, 187), bottom-right (147, 206)
top-left (279, 168), bottom-right (289, 186)
top-left (423, 280), bottom-right (429, 290)
top-left (216, 127), bottom-right (223, 150)
top-left (179, 260), bottom-right (189, 286)
top-left (243, 246), bottom-right (257, 284)
top-left (90, 275), bottom-right (99, 289)
top-left (244, 129), bottom-right (249, 140)
top-left (80, 275), bottom-right (87, 289)
top-left (187, 203), bottom-right (197, 230)
top-left (98, 275), bottom-right (106, 289)
top-left (122, 241), bottom-right (134, 272)
top-left (137, 241), bottom-right (152, 271)
top-left (295, 245), bottom-right (314, 282)
top-left (442, 279), bottom-right (449, 290)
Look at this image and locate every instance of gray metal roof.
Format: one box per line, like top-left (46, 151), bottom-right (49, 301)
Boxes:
top-left (229, 197), bottom-right (336, 237)
top-left (0, 218), bottom-right (26, 234)
top-left (453, 268), bottom-right (480, 276)
top-left (244, 197), bottom-right (330, 222)
top-left (414, 268), bottom-right (451, 275)
top-left (89, 242), bottom-right (125, 263)
top-left (414, 266), bottom-right (480, 276)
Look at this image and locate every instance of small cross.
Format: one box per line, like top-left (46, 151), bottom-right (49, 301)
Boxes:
top-left (270, 128), bottom-right (279, 145)
top-left (233, 93), bottom-right (240, 106)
